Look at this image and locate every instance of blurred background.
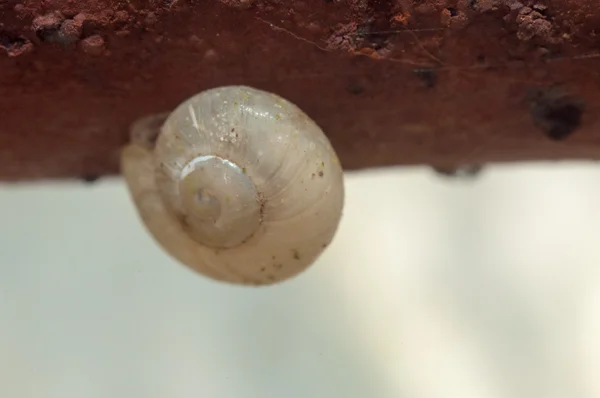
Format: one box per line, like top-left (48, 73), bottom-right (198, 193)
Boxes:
top-left (1, 162), bottom-right (600, 398)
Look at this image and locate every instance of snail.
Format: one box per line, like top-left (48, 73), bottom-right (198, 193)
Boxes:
top-left (121, 86), bottom-right (345, 286)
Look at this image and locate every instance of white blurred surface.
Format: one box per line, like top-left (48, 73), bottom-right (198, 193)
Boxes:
top-left (1, 163), bottom-right (600, 398)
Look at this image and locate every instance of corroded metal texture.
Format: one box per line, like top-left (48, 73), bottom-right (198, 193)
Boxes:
top-left (1, 0), bottom-right (599, 181)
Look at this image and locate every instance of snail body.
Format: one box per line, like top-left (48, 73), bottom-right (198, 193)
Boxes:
top-left (121, 86), bottom-right (345, 285)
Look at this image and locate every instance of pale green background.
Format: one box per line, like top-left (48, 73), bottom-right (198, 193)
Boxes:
top-left (1, 164), bottom-right (599, 398)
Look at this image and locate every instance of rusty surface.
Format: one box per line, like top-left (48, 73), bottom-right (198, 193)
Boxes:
top-left (0, 0), bottom-right (599, 181)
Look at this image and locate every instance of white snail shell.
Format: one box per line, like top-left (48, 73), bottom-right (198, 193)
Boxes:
top-left (121, 86), bottom-right (345, 286)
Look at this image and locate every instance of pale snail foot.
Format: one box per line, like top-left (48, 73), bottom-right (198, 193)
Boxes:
top-left (121, 86), bottom-right (345, 286)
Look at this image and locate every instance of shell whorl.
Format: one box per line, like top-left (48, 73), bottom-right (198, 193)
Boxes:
top-left (121, 85), bottom-right (345, 285)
